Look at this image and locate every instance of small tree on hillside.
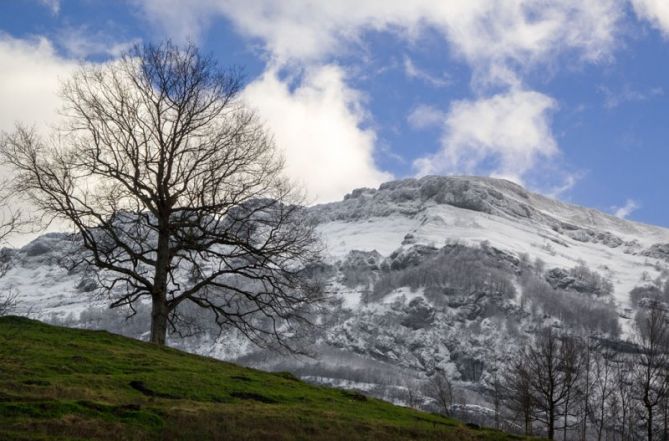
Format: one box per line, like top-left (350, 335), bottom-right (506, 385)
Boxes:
top-left (426, 370), bottom-right (453, 416)
top-left (0, 42), bottom-right (322, 346)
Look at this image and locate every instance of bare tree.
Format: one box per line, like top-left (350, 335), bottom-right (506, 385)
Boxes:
top-left (633, 301), bottom-right (669, 441)
top-left (588, 345), bottom-right (616, 441)
top-left (0, 42), bottom-right (322, 346)
top-left (426, 370), bottom-right (453, 416)
top-left (0, 290), bottom-right (17, 317)
top-left (503, 351), bottom-right (535, 436)
top-left (525, 328), bottom-right (582, 440)
top-left (403, 377), bottom-right (422, 409)
top-left (559, 335), bottom-right (583, 441)
top-left (612, 356), bottom-right (636, 441)
top-left (0, 190), bottom-right (23, 316)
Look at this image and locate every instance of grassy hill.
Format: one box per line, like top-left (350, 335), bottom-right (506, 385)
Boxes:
top-left (0, 316), bottom-right (533, 440)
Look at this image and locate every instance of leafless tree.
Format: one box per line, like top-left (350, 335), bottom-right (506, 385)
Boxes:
top-left (612, 356), bottom-right (636, 441)
top-left (0, 189), bottom-right (24, 316)
top-left (525, 328), bottom-right (582, 440)
top-left (633, 301), bottom-right (669, 441)
top-left (426, 370), bottom-right (453, 416)
top-left (0, 290), bottom-right (17, 317)
top-left (503, 351), bottom-right (535, 436)
top-left (403, 378), bottom-right (422, 409)
top-left (0, 41), bottom-right (322, 346)
top-left (588, 345), bottom-right (616, 441)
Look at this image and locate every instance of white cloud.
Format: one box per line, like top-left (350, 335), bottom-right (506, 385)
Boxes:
top-left (134, 0), bottom-right (623, 80)
top-left (545, 172), bottom-right (582, 198)
top-left (0, 34), bottom-right (76, 133)
top-left (407, 105), bottom-right (446, 130)
top-left (0, 35), bottom-right (80, 245)
top-left (631, 0), bottom-right (669, 37)
top-left (613, 199), bottom-right (640, 219)
top-left (403, 56), bottom-right (449, 88)
top-left (243, 65), bottom-right (392, 203)
top-left (56, 26), bottom-right (140, 59)
top-left (38, 0), bottom-right (60, 15)
top-left (413, 90), bottom-right (558, 183)
top-left (599, 84), bottom-right (664, 109)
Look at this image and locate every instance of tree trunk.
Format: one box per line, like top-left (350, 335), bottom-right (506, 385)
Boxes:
top-left (150, 226), bottom-right (171, 346)
top-left (650, 405), bottom-right (654, 441)
top-left (150, 294), bottom-right (168, 345)
top-left (564, 389), bottom-right (571, 441)
top-left (549, 402), bottom-right (555, 440)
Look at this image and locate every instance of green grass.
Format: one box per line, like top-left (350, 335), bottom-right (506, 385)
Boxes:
top-left (0, 316), bottom-right (537, 440)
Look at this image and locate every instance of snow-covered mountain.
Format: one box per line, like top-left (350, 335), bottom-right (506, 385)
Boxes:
top-left (3, 175), bottom-right (669, 414)
top-left (313, 175), bottom-right (669, 311)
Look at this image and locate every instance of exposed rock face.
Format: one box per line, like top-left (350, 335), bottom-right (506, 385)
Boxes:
top-left (400, 298), bottom-right (435, 330)
top-left (341, 250), bottom-right (383, 271)
top-left (642, 243), bottom-right (669, 262)
top-left (311, 176), bottom-right (537, 223)
top-left (384, 245), bottom-right (439, 271)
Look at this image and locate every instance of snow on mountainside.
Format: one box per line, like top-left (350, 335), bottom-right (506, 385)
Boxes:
top-left (3, 175), bottom-right (669, 418)
top-left (312, 176), bottom-right (669, 311)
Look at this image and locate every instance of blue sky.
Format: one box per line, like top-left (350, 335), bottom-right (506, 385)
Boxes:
top-left (1, 0), bottom-right (668, 227)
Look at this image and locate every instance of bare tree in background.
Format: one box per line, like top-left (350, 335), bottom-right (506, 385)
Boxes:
top-left (504, 351), bottom-right (535, 436)
top-left (525, 328), bottom-right (582, 440)
top-left (0, 41), bottom-right (322, 346)
top-left (0, 198), bottom-right (22, 316)
top-left (403, 377), bottom-right (422, 409)
top-left (633, 301), bottom-right (669, 441)
top-left (612, 355), bottom-right (636, 441)
top-left (426, 370), bottom-right (453, 416)
top-left (0, 290), bottom-right (17, 317)
top-left (588, 344), bottom-right (616, 441)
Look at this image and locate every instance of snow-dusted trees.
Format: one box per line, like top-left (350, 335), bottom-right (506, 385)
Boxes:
top-left (521, 269), bottom-right (620, 337)
top-left (0, 42), bottom-right (322, 346)
top-left (370, 243), bottom-right (516, 304)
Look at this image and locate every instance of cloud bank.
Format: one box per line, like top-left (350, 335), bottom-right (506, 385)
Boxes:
top-left (243, 65), bottom-right (392, 202)
top-left (0, 34), bottom-right (75, 133)
top-left (132, 0), bottom-right (627, 196)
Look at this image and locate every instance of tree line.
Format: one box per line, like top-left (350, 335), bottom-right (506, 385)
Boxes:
top-left (424, 301), bottom-right (669, 441)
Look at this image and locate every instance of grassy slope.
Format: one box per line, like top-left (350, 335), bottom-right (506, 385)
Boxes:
top-left (0, 317), bottom-right (534, 441)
